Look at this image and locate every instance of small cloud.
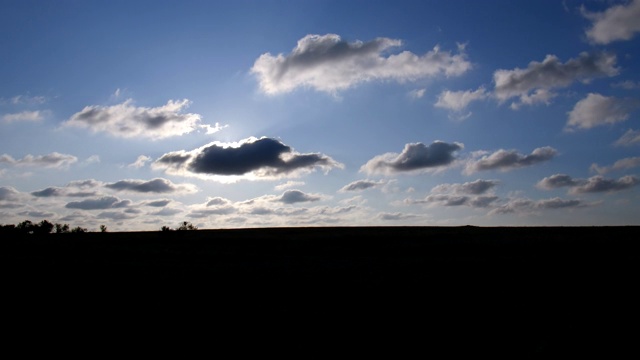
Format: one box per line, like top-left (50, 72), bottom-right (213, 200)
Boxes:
top-left (0, 152), bottom-right (78, 169)
top-left (277, 189), bottom-right (323, 204)
top-left (65, 196), bottom-right (131, 210)
top-left (3, 110), bottom-right (49, 123)
top-left (251, 33), bottom-right (471, 95)
top-left (582, 0), bottom-right (640, 44)
top-left (361, 141), bottom-right (464, 175)
top-left (339, 179), bottom-right (386, 192)
top-left (104, 178), bottom-right (198, 194)
top-left (274, 181), bottom-right (305, 191)
top-left (408, 88), bottom-right (426, 99)
top-left (536, 173), bottom-right (640, 194)
top-left (615, 129), bottom-right (640, 147)
top-left (128, 155), bottom-right (152, 168)
top-left (590, 157), bottom-right (640, 174)
top-left (565, 93), bottom-right (636, 131)
top-left (435, 87), bottom-right (487, 112)
top-left (464, 147), bottom-right (557, 174)
top-left (611, 80), bottom-right (640, 90)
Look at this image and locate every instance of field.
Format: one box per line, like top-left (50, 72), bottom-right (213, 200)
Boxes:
top-left (4, 226), bottom-right (639, 355)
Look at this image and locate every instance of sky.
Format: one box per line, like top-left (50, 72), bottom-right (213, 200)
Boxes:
top-left (1, 0), bottom-right (640, 231)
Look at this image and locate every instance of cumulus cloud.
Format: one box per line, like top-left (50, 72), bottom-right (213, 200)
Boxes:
top-left (277, 189), bottom-right (323, 204)
top-left (104, 178), bottom-right (198, 194)
top-left (406, 179), bottom-right (500, 209)
top-left (590, 157), bottom-right (640, 174)
top-left (251, 33), bottom-right (471, 95)
top-left (128, 155), bottom-right (152, 168)
top-left (3, 110), bottom-right (48, 122)
top-left (153, 137), bottom-right (343, 181)
top-left (361, 141), bottom-right (463, 175)
top-left (63, 99), bottom-right (223, 139)
top-left (339, 179), bottom-right (386, 192)
top-left (431, 179), bottom-right (499, 195)
top-left (0, 152), bottom-right (77, 168)
top-left (493, 52), bottom-right (619, 108)
top-left (435, 87), bottom-right (488, 112)
top-left (0, 186), bottom-right (21, 201)
top-left (464, 147), bottom-right (557, 174)
top-left (615, 129), bottom-right (640, 146)
top-left (582, 0), bottom-right (640, 44)
top-left (490, 197), bottom-right (586, 215)
top-left (65, 196), bottom-right (131, 210)
top-left (536, 173), bottom-right (640, 194)
top-left (566, 93), bottom-right (636, 131)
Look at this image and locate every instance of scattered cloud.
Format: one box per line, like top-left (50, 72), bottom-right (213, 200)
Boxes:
top-left (377, 212), bottom-right (421, 221)
top-left (0, 186), bottom-right (21, 201)
top-left (566, 93), bottom-right (636, 131)
top-left (435, 87), bottom-right (488, 112)
top-left (128, 155), bottom-right (152, 168)
top-left (361, 141), bottom-right (463, 175)
top-left (615, 129), bottom-right (640, 146)
top-left (3, 110), bottom-right (49, 122)
top-left (153, 136), bottom-right (343, 181)
top-left (339, 179), bottom-right (386, 192)
top-left (65, 196), bottom-right (131, 210)
top-left (611, 80), bottom-right (640, 90)
top-left (0, 152), bottom-right (78, 169)
top-left (274, 181), bottom-right (305, 191)
top-left (104, 178), bottom-right (198, 194)
top-left (251, 33), bottom-right (471, 95)
top-left (489, 197), bottom-right (586, 215)
top-left (582, 0), bottom-right (640, 44)
top-left (464, 147), bottom-right (557, 174)
top-left (277, 189), bottom-right (323, 204)
top-left (431, 179), bottom-right (499, 195)
top-left (590, 157), bottom-right (640, 174)
top-left (493, 52), bottom-right (619, 108)
top-left (406, 179), bottom-right (500, 209)
top-left (63, 98), bottom-right (223, 139)
top-left (537, 173), bottom-right (640, 194)
top-left (408, 88), bottom-right (426, 99)
top-left (2, 94), bottom-right (47, 105)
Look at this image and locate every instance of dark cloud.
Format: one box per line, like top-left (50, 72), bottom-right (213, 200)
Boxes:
top-left (65, 196), bottom-right (130, 210)
top-left (361, 141), bottom-right (463, 175)
top-left (145, 199), bottom-right (172, 207)
top-left (96, 211), bottom-right (136, 220)
top-left (490, 197), bottom-right (586, 215)
top-left (150, 208), bottom-right (182, 216)
top-left (278, 190), bottom-right (322, 204)
top-left (153, 137), bottom-right (343, 180)
top-left (339, 179), bottom-right (385, 192)
top-left (105, 178), bottom-right (197, 194)
top-left (432, 179), bottom-right (499, 195)
top-left (570, 175), bottom-right (639, 194)
top-left (251, 33), bottom-right (471, 95)
top-left (377, 212), bottom-right (420, 221)
top-left (31, 187), bottom-right (65, 197)
top-left (465, 147), bottom-right (556, 174)
top-left (536, 174), bottom-right (580, 189)
top-left (0, 186), bottom-right (20, 201)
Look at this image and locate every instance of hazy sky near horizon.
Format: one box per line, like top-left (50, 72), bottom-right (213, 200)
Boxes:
top-left (1, 0), bottom-right (640, 230)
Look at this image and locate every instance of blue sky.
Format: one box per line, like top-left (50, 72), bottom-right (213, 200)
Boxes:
top-left (1, 0), bottom-right (639, 230)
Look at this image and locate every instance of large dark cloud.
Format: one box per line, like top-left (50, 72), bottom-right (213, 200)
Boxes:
top-left (361, 141), bottom-right (463, 175)
top-left (465, 147), bottom-right (557, 174)
top-left (251, 33), bottom-right (471, 95)
top-left (104, 178), bottom-right (197, 194)
top-left (153, 137), bottom-right (343, 180)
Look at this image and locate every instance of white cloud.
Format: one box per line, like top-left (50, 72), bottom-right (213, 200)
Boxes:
top-left (493, 52), bottom-right (619, 108)
top-left (63, 98), bottom-right (221, 139)
top-left (464, 147), bottom-right (557, 174)
top-left (590, 157), bottom-right (640, 174)
top-left (615, 129), bottom-right (640, 146)
top-left (3, 110), bottom-right (48, 122)
top-left (339, 179), bottom-right (386, 192)
top-left (582, 0), bottom-right (640, 44)
top-left (489, 197), bottom-right (586, 215)
top-left (0, 152), bottom-right (78, 169)
top-left (611, 80), bottom-right (640, 90)
top-left (408, 88), bottom-right (426, 99)
top-left (361, 141), bottom-right (463, 175)
top-left (128, 155), bottom-right (152, 168)
top-left (274, 181), bottom-right (305, 191)
top-left (566, 93), bottom-right (634, 131)
top-left (435, 87), bottom-right (487, 112)
top-left (251, 33), bottom-right (471, 95)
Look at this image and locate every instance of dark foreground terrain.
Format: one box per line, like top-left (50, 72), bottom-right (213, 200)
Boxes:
top-left (3, 226), bottom-right (640, 356)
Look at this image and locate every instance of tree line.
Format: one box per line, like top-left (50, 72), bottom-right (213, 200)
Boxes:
top-left (1, 219), bottom-right (199, 235)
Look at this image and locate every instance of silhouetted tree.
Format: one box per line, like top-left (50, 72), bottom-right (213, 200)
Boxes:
top-left (177, 221), bottom-right (197, 231)
top-left (100, 225), bottom-right (108, 232)
top-left (70, 226), bottom-right (87, 233)
top-left (161, 226), bottom-right (172, 232)
top-left (55, 223), bottom-right (70, 233)
top-left (33, 220), bottom-right (54, 235)
top-left (16, 220), bottom-right (34, 234)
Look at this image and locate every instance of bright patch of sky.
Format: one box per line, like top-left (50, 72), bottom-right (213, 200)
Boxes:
top-left (1, 0), bottom-right (639, 230)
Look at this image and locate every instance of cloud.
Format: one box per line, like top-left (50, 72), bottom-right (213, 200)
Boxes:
top-left (339, 179), bottom-right (386, 192)
top-left (153, 137), bottom-right (343, 181)
top-left (464, 147), bottom-right (557, 174)
top-left (582, 0), bottom-right (640, 44)
top-left (4, 94), bottom-right (47, 105)
top-left (104, 178), bottom-right (198, 194)
top-left (537, 173), bottom-right (640, 194)
top-left (128, 155), bottom-right (152, 168)
top-left (406, 179), bottom-right (500, 209)
top-left (611, 80), bottom-right (640, 90)
top-left (0, 186), bottom-right (21, 201)
top-left (408, 88), bottom-right (426, 99)
top-left (274, 181), bottom-right (305, 191)
top-left (435, 87), bottom-right (488, 112)
top-left (490, 197), bottom-right (586, 215)
top-left (251, 33), bottom-right (471, 95)
top-left (566, 93), bottom-right (636, 131)
top-left (590, 157), bottom-right (640, 174)
top-left (615, 129), bottom-right (640, 146)
top-left (493, 52), bottom-right (619, 108)
top-left (431, 179), bottom-right (499, 195)
top-left (63, 98), bottom-right (222, 139)
top-left (3, 110), bottom-right (48, 122)
top-left (144, 199), bottom-right (172, 207)
top-left (277, 189), bottom-right (323, 204)
top-left (65, 196), bottom-right (131, 210)
top-left (377, 212), bottom-right (421, 221)
top-left (361, 141), bottom-right (463, 175)
top-left (0, 152), bottom-right (78, 168)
